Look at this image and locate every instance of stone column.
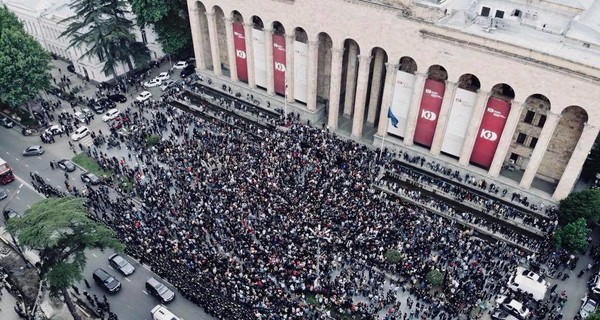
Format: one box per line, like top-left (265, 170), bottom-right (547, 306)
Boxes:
top-left (205, 11), bottom-right (221, 76)
top-left (553, 123), bottom-right (600, 200)
top-left (327, 46), bottom-right (344, 130)
top-left (264, 29), bottom-right (275, 95)
top-left (188, 5), bottom-right (206, 70)
top-left (224, 18), bottom-right (238, 82)
top-left (343, 43), bottom-right (358, 116)
top-left (366, 50), bottom-right (384, 123)
top-left (430, 81), bottom-right (457, 155)
top-left (489, 101), bottom-right (524, 177)
top-left (376, 63), bottom-right (398, 137)
top-left (459, 90), bottom-right (490, 166)
top-left (285, 34), bottom-right (295, 103)
top-left (519, 112), bottom-right (561, 188)
top-left (307, 40), bottom-right (319, 111)
top-left (402, 73), bottom-right (427, 146)
top-left (243, 23), bottom-right (256, 88)
top-left (351, 55), bottom-right (372, 138)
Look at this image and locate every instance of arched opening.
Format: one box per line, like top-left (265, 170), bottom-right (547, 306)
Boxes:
top-left (412, 64), bottom-right (448, 148)
top-left (213, 6), bottom-right (229, 75)
top-left (426, 65), bottom-right (448, 82)
top-left (271, 21), bottom-right (287, 96)
top-left (340, 39), bottom-right (361, 121)
top-left (251, 16), bottom-right (267, 90)
top-left (230, 11), bottom-right (247, 83)
top-left (367, 47), bottom-right (388, 128)
top-left (457, 73), bottom-right (481, 92)
top-left (194, 2), bottom-right (211, 70)
top-left (398, 56), bottom-right (417, 74)
top-left (231, 10), bottom-right (243, 23)
top-left (490, 83), bottom-right (515, 101)
top-left (386, 56), bottom-right (419, 139)
top-left (289, 27), bottom-right (309, 104)
top-left (317, 32), bottom-right (333, 105)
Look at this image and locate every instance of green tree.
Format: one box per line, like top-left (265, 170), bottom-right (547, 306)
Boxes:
top-left (384, 249), bottom-right (402, 264)
top-left (426, 269), bottom-right (444, 287)
top-left (7, 197), bottom-right (124, 320)
top-left (558, 189), bottom-right (600, 225)
top-left (61, 0), bottom-right (150, 77)
top-left (130, 0), bottom-right (192, 56)
top-left (587, 309), bottom-right (600, 320)
top-left (554, 218), bottom-right (590, 253)
top-left (0, 7), bottom-right (51, 112)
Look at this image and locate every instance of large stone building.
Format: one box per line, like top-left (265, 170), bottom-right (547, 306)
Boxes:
top-left (2, 0), bottom-right (165, 83)
top-left (185, 0), bottom-right (600, 201)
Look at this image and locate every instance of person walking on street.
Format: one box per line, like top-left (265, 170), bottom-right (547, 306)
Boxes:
top-left (84, 279), bottom-right (90, 288)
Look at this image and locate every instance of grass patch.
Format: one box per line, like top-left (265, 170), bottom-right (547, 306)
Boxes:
top-left (72, 154), bottom-right (111, 178)
top-left (306, 294), bottom-right (319, 306)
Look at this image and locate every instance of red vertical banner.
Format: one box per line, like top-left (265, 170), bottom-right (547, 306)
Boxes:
top-left (232, 23), bottom-right (248, 82)
top-left (413, 79), bottom-right (445, 147)
top-left (470, 97), bottom-right (511, 168)
top-left (272, 34), bottom-right (286, 96)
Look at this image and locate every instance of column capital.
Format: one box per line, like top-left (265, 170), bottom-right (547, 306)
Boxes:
top-left (584, 122), bottom-right (598, 130)
top-left (444, 80), bottom-right (457, 87)
top-left (331, 47), bottom-right (344, 55)
top-left (244, 22), bottom-right (254, 28)
top-left (285, 34), bottom-right (295, 40)
top-left (308, 40), bottom-right (319, 46)
top-left (205, 11), bottom-right (215, 17)
top-left (357, 55), bottom-right (372, 63)
top-left (384, 63), bottom-right (399, 69)
top-left (477, 90), bottom-right (491, 97)
top-left (264, 28), bottom-right (273, 34)
top-left (415, 72), bottom-right (427, 79)
top-left (546, 111), bottom-right (561, 118)
top-left (224, 17), bottom-right (232, 23)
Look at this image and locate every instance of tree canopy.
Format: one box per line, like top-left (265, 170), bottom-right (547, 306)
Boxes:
top-left (130, 0), bottom-right (192, 56)
top-left (0, 6), bottom-right (51, 107)
top-left (558, 189), bottom-right (600, 225)
top-left (586, 309), bottom-right (600, 320)
top-left (7, 197), bottom-right (123, 319)
top-left (554, 218), bottom-right (590, 253)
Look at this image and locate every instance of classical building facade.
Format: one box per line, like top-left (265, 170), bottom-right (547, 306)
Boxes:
top-left (2, 0), bottom-right (165, 83)
top-left (188, 0), bottom-right (600, 201)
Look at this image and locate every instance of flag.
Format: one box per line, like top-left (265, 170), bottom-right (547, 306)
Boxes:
top-left (387, 107), bottom-right (399, 128)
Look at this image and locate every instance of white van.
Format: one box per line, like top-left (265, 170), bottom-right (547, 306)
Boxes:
top-left (151, 305), bottom-right (182, 320)
top-left (507, 267), bottom-right (547, 301)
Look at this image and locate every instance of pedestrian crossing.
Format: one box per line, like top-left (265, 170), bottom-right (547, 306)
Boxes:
top-left (79, 135), bottom-right (94, 148)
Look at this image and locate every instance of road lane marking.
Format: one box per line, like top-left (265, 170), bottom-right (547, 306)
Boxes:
top-left (14, 175), bottom-right (45, 198)
top-left (5, 152), bottom-right (8, 155)
top-left (24, 164), bottom-right (29, 168)
top-left (108, 266), bottom-right (114, 269)
top-left (46, 178), bottom-right (51, 181)
top-left (142, 290), bottom-right (148, 295)
top-left (18, 184), bottom-right (23, 189)
top-left (126, 305), bottom-right (133, 309)
top-left (15, 196), bottom-right (20, 200)
top-left (91, 253), bottom-right (97, 257)
top-left (125, 278), bottom-right (131, 282)
top-left (56, 185), bottom-right (62, 189)
top-left (27, 205), bottom-right (31, 208)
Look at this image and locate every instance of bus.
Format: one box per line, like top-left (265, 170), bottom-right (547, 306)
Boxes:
top-left (0, 158), bottom-right (14, 184)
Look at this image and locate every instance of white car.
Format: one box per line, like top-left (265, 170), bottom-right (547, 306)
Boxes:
top-left (71, 126), bottom-right (90, 141)
top-left (102, 108), bottom-right (120, 122)
top-left (136, 91), bottom-right (152, 102)
top-left (160, 80), bottom-right (177, 91)
top-left (172, 61), bottom-right (188, 70)
top-left (500, 298), bottom-right (530, 319)
top-left (155, 72), bottom-right (170, 81)
top-left (581, 296), bottom-right (597, 319)
top-left (44, 124), bottom-right (64, 136)
top-left (143, 78), bottom-right (162, 88)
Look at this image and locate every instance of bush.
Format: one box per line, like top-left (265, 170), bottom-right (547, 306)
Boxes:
top-left (146, 134), bottom-right (161, 146)
top-left (558, 189), bottom-right (600, 225)
top-left (426, 269), bottom-right (444, 287)
top-left (384, 249), bottom-right (402, 264)
top-left (554, 218), bottom-right (590, 253)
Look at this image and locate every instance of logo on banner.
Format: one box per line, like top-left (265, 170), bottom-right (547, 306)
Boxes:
top-left (421, 110), bottom-right (437, 121)
top-left (274, 62), bottom-right (286, 72)
top-left (487, 107), bottom-right (507, 119)
top-left (236, 50), bottom-right (246, 59)
top-left (274, 43), bottom-right (285, 51)
top-left (234, 31), bottom-right (245, 39)
top-left (480, 129), bottom-right (498, 141)
top-left (425, 89), bottom-right (442, 99)
top-left (455, 98), bottom-right (462, 103)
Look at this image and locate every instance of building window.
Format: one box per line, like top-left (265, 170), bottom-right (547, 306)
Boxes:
top-left (529, 137), bottom-right (538, 148)
top-left (512, 9), bottom-right (522, 17)
top-left (537, 115), bottom-right (547, 127)
top-left (481, 6), bottom-right (491, 17)
top-left (516, 133), bottom-right (527, 144)
top-left (495, 10), bottom-right (505, 18)
top-left (141, 30), bottom-right (147, 44)
top-left (523, 111), bottom-right (535, 124)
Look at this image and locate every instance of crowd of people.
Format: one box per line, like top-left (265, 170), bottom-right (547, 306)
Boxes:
top-left (27, 62), bottom-right (591, 320)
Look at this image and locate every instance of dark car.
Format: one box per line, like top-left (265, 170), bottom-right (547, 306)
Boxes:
top-left (3, 209), bottom-right (21, 222)
top-left (107, 94), bottom-right (127, 103)
top-left (0, 116), bottom-right (15, 128)
top-left (67, 64), bottom-right (76, 73)
top-left (57, 159), bottom-right (76, 172)
top-left (22, 145), bottom-right (44, 156)
top-left (92, 103), bottom-right (106, 114)
top-left (180, 64), bottom-right (196, 78)
top-left (92, 268), bottom-right (121, 293)
top-left (145, 277), bottom-right (175, 303)
top-left (108, 253), bottom-right (135, 276)
top-left (80, 172), bottom-right (100, 185)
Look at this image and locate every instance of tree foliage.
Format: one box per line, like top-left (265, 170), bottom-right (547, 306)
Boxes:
top-left (60, 0), bottom-right (150, 76)
top-left (130, 0), bottom-right (192, 56)
top-left (558, 189), bottom-right (600, 225)
top-left (587, 309), bottom-right (600, 320)
top-left (0, 7), bottom-right (51, 107)
top-left (384, 249), bottom-right (402, 264)
top-left (426, 270), bottom-right (444, 287)
top-left (554, 218), bottom-right (590, 253)
top-left (7, 197), bottom-right (124, 296)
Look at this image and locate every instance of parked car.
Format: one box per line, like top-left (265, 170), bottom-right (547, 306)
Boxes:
top-left (3, 209), bottom-right (20, 221)
top-left (145, 277), bottom-right (175, 303)
top-left (108, 253), bottom-right (135, 276)
top-left (180, 65), bottom-right (196, 78)
top-left (107, 94), bottom-right (127, 103)
top-left (71, 126), bottom-right (90, 141)
top-left (0, 116), bottom-right (15, 128)
top-left (73, 111), bottom-right (89, 123)
top-left (155, 72), bottom-right (170, 81)
top-left (0, 189), bottom-right (7, 201)
top-left (143, 78), bottom-right (162, 88)
top-left (581, 296), bottom-right (597, 319)
top-left (57, 159), bottom-right (76, 172)
top-left (136, 91), bottom-right (152, 102)
top-left (491, 310), bottom-right (519, 320)
top-left (92, 268), bottom-right (121, 293)
top-left (172, 60), bottom-right (188, 70)
top-left (80, 172), bottom-right (100, 185)
top-left (22, 145), bottom-right (44, 156)
top-left (67, 64), bottom-right (76, 73)
top-left (92, 103), bottom-right (106, 114)
top-left (498, 297), bottom-right (530, 320)
top-left (44, 124), bottom-right (65, 136)
top-left (102, 108), bottom-right (121, 122)
top-left (98, 97), bottom-right (116, 108)
top-left (160, 80), bottom-right (177, 91)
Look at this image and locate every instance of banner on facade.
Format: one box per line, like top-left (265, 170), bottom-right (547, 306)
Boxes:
top-left (441, 88), bottom-right (477, 157)
top-left (387, 71), bottom-right (415, 137)
top-left (232, 23), bottom-right (248, 82)
top-left (272, 34), bottom-right (286, 96)
top-left (293, 41), bottom-right (308, 103)
top-left (413, 79), bottom-right (445, 148)
top-left (252, 29), bottom-right (267, 88)
top-left (470, 97), bottom-right (511, 168)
